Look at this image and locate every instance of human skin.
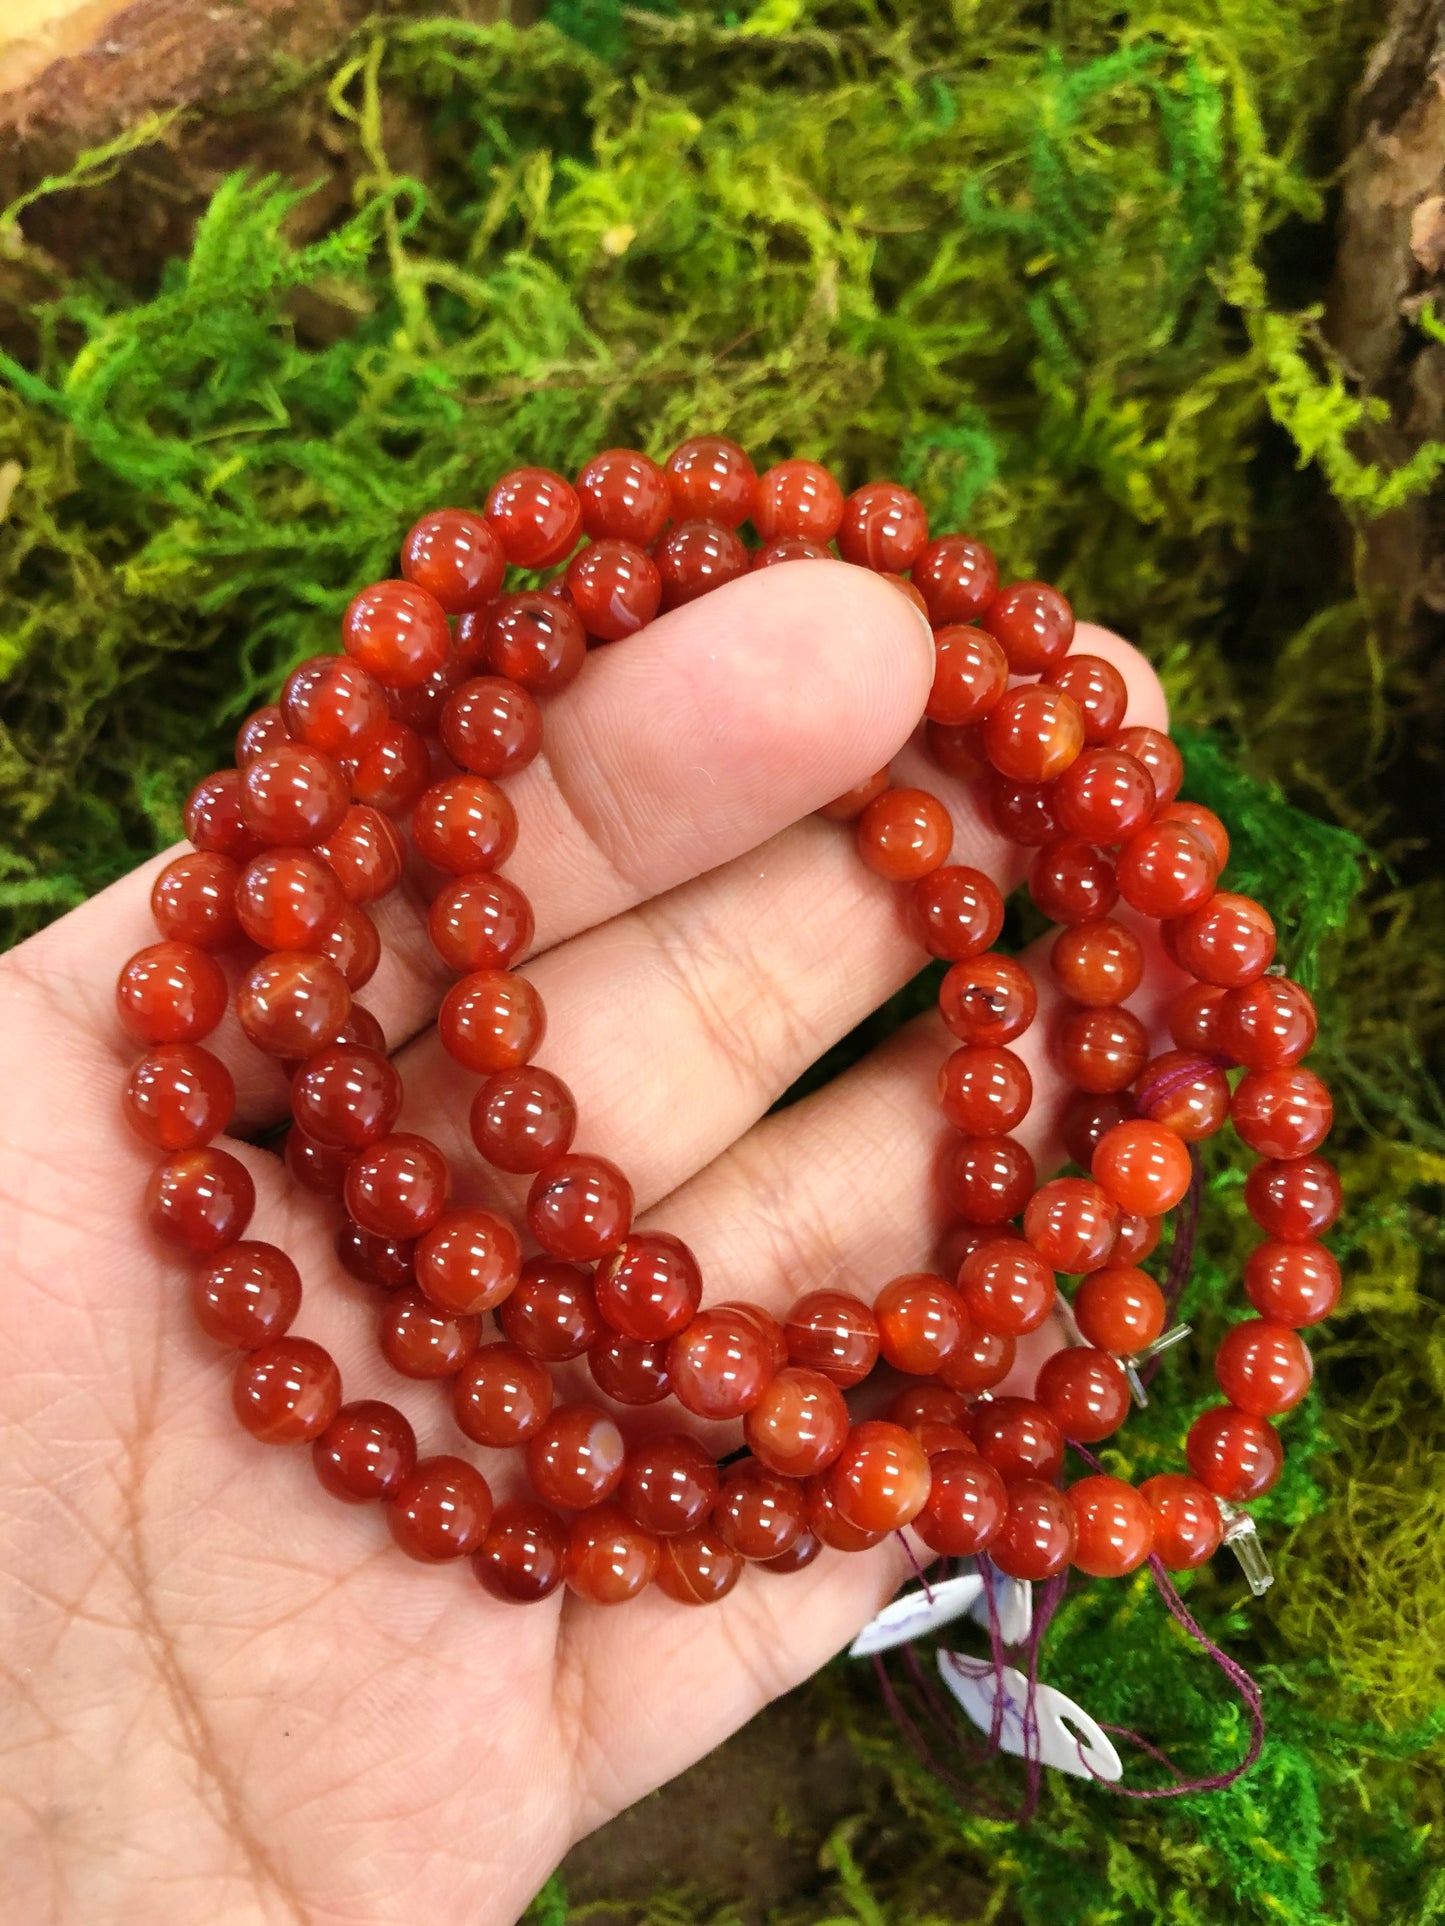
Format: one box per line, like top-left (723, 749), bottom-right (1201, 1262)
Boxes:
top-left (0, 562), bottom-right (1169, 1925)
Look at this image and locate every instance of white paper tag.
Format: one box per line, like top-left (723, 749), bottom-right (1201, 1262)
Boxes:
top-left (848, 1573), bottom-right (986, 1658)
top-left (936, 1652), bottom-right (1123, 1782)
top-left (969, 1568), bottom-right (1033, 1647)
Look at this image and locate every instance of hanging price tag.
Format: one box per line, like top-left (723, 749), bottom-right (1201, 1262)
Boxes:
top-left (848, 1574), bottom-right (985, 1657)
top-left (937, 1652), bottom-right (1123, 1782)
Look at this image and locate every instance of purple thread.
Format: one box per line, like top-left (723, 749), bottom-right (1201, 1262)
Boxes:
top-left (894, 1530), bottom-right (936, 1605)
top-left (1140, 1143), bottom-right (1204, 1392)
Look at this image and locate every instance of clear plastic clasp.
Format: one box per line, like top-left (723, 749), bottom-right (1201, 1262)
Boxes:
top-left (1123, 1323), bottom-right (1193, 1408)
top-left (1218, 1500), bottom-right (1274, 1596)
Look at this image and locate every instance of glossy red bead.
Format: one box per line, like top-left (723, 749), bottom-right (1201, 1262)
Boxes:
top-left (236, 704), bottom-right (290, 767)
top-left (783, 1290), bottom-right (880, 1388)
top-left (988, 1479), bottom-right (1076, 1581)
top-left (1156, 799), bottom-right (1229, 870)
top-left (1072, 1266), bottom-right (1166, 1355)
top-left (909, 865), bottom-right (1005, 962)
top-left (1231, 1067), bottom-right (1333, 1160)
top-left (123, 1044), bottom-right (234, 1150)
top-left (313, 1400), bottom-right (417, 1504)
top-left (588, 1333), bottom-right (672, 1405)
top-left (469, 1067), bottom-right (576, 1176)
top-left (970, 1397), bottom-right (1064, 1481)
top-left (1113, 725), bottom-right (1182, 804)
top-left (146, 1148), bottom-right (255, 1253)
top-left (714, 1465), bottom-right (808, 1560)
top-left (485, 467), bottom-right (583, 568)
top-left (1215, 1317), bottom-right (1313, 1415)
top-left (474, 1501), bottom-right (569, 1603)
top-left (1171, 892), bottom-right (1276, 988)
top-left (342, 580), bottom-right (450, 690)
top-left (939, 955), bottom-right (1037, 1045)
top-left (282, 655), bottom-right (390, 761)
top-left (667, 1307), bottom-right (774, 1419)
top-left (956, 1238), bottom-right (1056, 1337)
top-left (1139, 1473), bottom-right (1223, 1571)
top-left (911, 534), bottom-right (998, 625)
top-left (237, 952), bottom-right (351, 1059)
top-left (335, 1222), bottom-right (414, 1291)
top-left (117, 942), bottom-right (228, 1045)
top-left (1057, 1006), bottom-right (1149, 1095)
top-left (1220, 976), bottom-right (1318, 1071)
top-left (941, 1135), bottom-right (1038, 1226)
top-left (983, 685), bottom-right (1085, 783)
top-left (593, 1231), bottom-right (702, 1342)
top-left (914, 1450), bottom-right (1007, 1557)
top-left (805, 1473), bottom-right (886, 1552)
top-left (190, 1241), bottom-right (301, 1349)
top-left (938, 1325), bottom-right (1016, 1394)
top-left (439, 970), bottom-right (545, 1074)
top-left (150, 851), bottom-right (242, 951)
top-left (413, 776), bottom-right (518, 875)
top-left (239, 744), bottom-right (351, 849)
top-left (428, 874), bottom-right (534, 974)
top-left (1024, 1178), bottom-right (1118, 1273)
top-left (497, 1257), bottom-right (601, 1360)
top-left (527, 1403), bottom-right (627, 1510)
top-left (1115, 819), bottom-right (1216, 919)
top-left (566, 539), bottom-right (663, 640)
top-left (284, 1125), bottom-right (353, 1197)
top-left (401, 509), bottom-right (506, 613)
top-left (1244, 1240), bottom-right (1341, 1327)
top-left (1245, 1154), bottom-right (1341, 1241)
top-left (389, 1455), bottom-right (492, 1562)
top-left (440, 677), bottom-right (542, 780)
top-left (565, 1506), bottom-right (660, 1604)
top-left (752, 535), bottom-right (833, 569)
top-left (937, 1046), bottom-right (1032, 1135)
top-left (1066, 1476), bottom-right (1153, 1577)
top-left (619, 1434), bottom-right (718, 1537)
top-left (827, 1421), bottom-right (932, 1535)
top-left (453, 1341), bottom-right (552, 1443)
top-left (316, 805), bottom-right (404, 907)
top-left (856, 787), bottom-right (953, 881)
top-left (380, 1291), bottom-right (479, 1380)
top-left (869, 1273), bottom-right (962, 1374)
top-left (527, 1154), bottom-right (633, 1262)
top-left (1044, 654), bottom-right (1128, 744)
top-left (477, 593), bottom-right (587, 695)
top-left (927, 627), bottom-right (1011, 733)
top-left (655, 1528), bottom-right (744, 1604)
top-left (234, 848), bottom-right (343, 952)
top-left (349, 719), bottom-right (431, 816)
top-left (743, 1367), bottom-right (850, 1477)
top-left (986, 772), bottom-right (1064, 847)
top-left (1134, 1048), bottom-right (1229, 1142)
top-left (750, 460), bottom-right (842, 543)
top-left (344, 1132), bottom-right (449, 1240)
top-left (982, 581), bottom-right (1075, 675)
top-left (665, 437), bottom-right (757, 528)
top-left (185, 769), bottom-right (263, 860)
top-left (833, 480), bottom-right (927, 570)
top-left (1035, 1347), bottom-right (1130, 1441)
top-left (1061, 1091), bottom-right (1135, 1171)
top-left (653, 520), bottom-right (750, 609)
top-left (233, 1338), bottom-right (341, 1445)
top-left (1031, 839), bottom-right (1118, 927)
top-left (1185, 1404), bottom-right (1283, 1501)
top-left (1054, 748), bottom-right (1156, 844)
top-left (415, 1207), bottom-right (521, 1317)
top-left (291, 1045), bottom-right (402, 1149)
top-left (1091, 1120), bottom-right (1194, 1216)
top-left (576, 448), bottom-right (671, 545)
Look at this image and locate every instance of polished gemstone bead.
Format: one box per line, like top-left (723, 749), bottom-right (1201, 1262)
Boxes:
top-left (588, 1332), bottom-right (672, 1404)
top-left (290, 1045), bottom-right (401, 1149)
top-left (1057, 1005), bottom-right (1149, 1095)
top-left (981, 581), bottom-right (1075, 675)
top-left (282, 656), bottom-right (389, 761)
top-left (937, 1045), bottom-right (1032, 1134)
top-left (563, 539), bottom-right (661, 641)
top-left (856, 786), bottom-right (953, 881)
top-left (316, 905), bottom-right (381, 991)
top-left (1091, 1120), bottom-right (1193, 1215)
top-left (924, 720), bottom-right (986, 780)
top-left (117, 942), bottom-right (228, 1046)
top-left (429, 875), bottom-right (535, 974)
top-left (1219, 976), bottom-right (1318, 1071)
top-left (1231, 1067), bottom-right (1333, 1160)
top-left (784, 1289), bottom-right (881, 1388)
top-left (1072, 1265), bottom-right (1166, 1354)
top-left (1116, 818), bottom-right (1216, 918)
top-left (940, 1218), bottom-right (1025, 1274)
top-left (941, 1135), bottom-right (1038, 1225)
top-left (415, 1207), bottom-right (521, 1317)
top-left (742, 1367), bottom-right (849, 1478)
top-left (988, 1479), bottom-right (1077, 1581)
top-left (235, 849), bottom-right (343, 952)
top-left (345, 1132), bottom-right (449, 1240)
top-left (751, 535), bottom-right (834, 568)
top-left (620, 1434), bottom-right (719, 1536)
top-left (476, 593), bottom-right (587, 696)
top-left (146, 1148), bottom-right (255, 1253)
top-left (316, 805), bottom-right (404, 906)
top-left (123, 1044), bottom-right (235, 1150)
top-left (925, 626), bottom-right (1009, 728)
top-left (527, 1403), bottom-right (627, 1510)
top-left (1134, 1048), bottom-right (1229, 1143)
top-left (239, 745), bottom-right (351, 848)
top-left (1024, 1178), bottom-right (1118, 1273)
top-left (816, 767), bottom-right (890, 822)
top-left (715, 1300), bottom-right (789, 1372)
top-left (1215, 1317), bottom-right (1313, 1415)
top-left (484, 467), bottom-right (582, 568)
top-left (185, 769), bottom-right (263, 860)
top-left (805, 1472), bottom-right (886, 1550)
top-left (474, 1501), bottom-right (569, 1603)
top-left (1155, 799), bottom-right (1229, 871)
top-left (1245, 1154), bottom-right (1341, 1241)
top-left (386, 654), bottom-right (466, 733)
top-left (835, 480), bottom-right (928, 570)
top-left (236, 704), bottom-right (290, 767)
top-left (565, 1505), bottom-right (660, 1603)
top-left (751, 460), bottom-right (843, 542)
top-left (957, 1238), bottom-right (1055, 1335)
top-left (938, 1324), bottom-right (1016, 1394)
top-left (1030, 839), bottom-right (1118, 926)
top-left (439, 969), bottom-right (545, 1074)
top-left (1185, 1404), bottom-right (1283, 1500)
top-left (233, 1338), bottom-right (341, 1445)
top-left (342, 580), bottom-right (451, 688)
top-left (575, 448), bottom-right (671, 544)
top-left (911, 1420), bottom-right (977, 1457)
top-left (760, 1531), bottom-right (823, 1575)
top-left (665, 437), bottom-right (757, 528)
top-left (983, 685), bottom-right (1085, 783)
top-left (986, 772), bottom-right (1064, 847)
top-left (653, 519), bottom-right (750, 608)
top-left (911, 534), bottom-right (998, 625)
top-left (1043, 654), bottom-right (1128, 744)
top-left (1172, 892), bottom-right (1276, 988)
top-left (1169, 981), bottom-right (1229, 1054)
top-left (469, 1068), bottom-right (577, 1176)
top-left (412, 775), bottom-right (517, 875)
top-left (332, 1009), bottom-right (388, 1059)
top-left (655, 1527), bottom-right (744, 1604)
top-left (1066, 1476), bottom-right (1153, 1577)
top-left (401, 509), bottom-right (506, 613)
top-left (939, 954), bottom-right (1037, 1045)
top-left (914, 1449), bottom-right (1007, 1556)
top-left (440, 677), bottom-right (542, 780)
top-left (827, 1420), bottom-right (932, 1534)
top-left (453, 1340), bottom-right (551, 1442)
top-left (313, 1400), bottom-right (417, 1504)
top-left (284, 1125), bottom-right (353, 1197)
top-left (1107, 1209), bottom-right (1161, 1265)
top-left (527, 1154), bottom-right (633, 1262)
top-left (349, 719), bottom-right (431, 816)
top-left (1139, 1473), bottom-right (1223, 1570)
top-left (1244, 1240), bottom-right (1341, 1327)
top-left (191, 1241), bottom-right (301, 1349)
top-left (389, 1455), bottom-right (492, 1562)
top-left (908, 865), bottom-right (1005, 963)
top-left (714, 1464), bottom-right (808, 1560)
top-left (497, 1257), bottom-right (601, 1360)
top-left (594, 1231), bottom-right (702, 1342)
top-left (887, 1382), bottom-right (969, 1429)
top-left (150, 852), bottom-right (242, 951)
top-left (1054, 748), bottom-right (1156, 844)
top-left (237, 952), bottom-right (351, 1059)
top-left (1060, 1091), bottom-right (1134, 1171)
top-left (1113, 725), bottom-right (1182, 805)
top-left (381, 1291), bottom-right (480, 1380)
top-left (971, 1396), bottom-right (1064, 1481)
top-left (667, 1307), bottom-right (774, 1419)
top-left (1035, 1347), bottom-right (1130, 1441)
top-left (335, 1221), bottom-right (414, 1291)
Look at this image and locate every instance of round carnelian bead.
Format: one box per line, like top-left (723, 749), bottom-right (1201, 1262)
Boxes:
top-left (576, 448), bottom-right (671, 545)
top-left (887, 1382), bottom-right (968, 1428)
top-left (594, 1231), bottom-right (702, 1342)
top-left (1113, 725), bottom-right (1182, 804)
top-left (1245, 1155), bottom-right (1341, 1241)
top-left (429, 875), bottom-right (534, 974)
top-left (717, 1300), bottom-right (788, 1372)
top-left (938, 1046), bottom-right (1032, 1134)
top-left (470, 1067), bottom-right (576, 1175)
top-left (1172, 893), bottom-right (1276, 988)
top-left (940, 1218), bottom-right (1025, 1275)
top-left (342, 581), bottom-right (450, 690)
top-left (233, 1338), bottom-right (341, 1445)
top-left (191, 1242), bottom-right (301, 1349)
top-left (474, 1501), bottom-right (569, 1603)
top-left (911, 534), bottom-right (998, 625)
top-left (381, 1292), bottom-right (478, 1380)
top-left (146, 1148), bottom-right (254, 1253)
top-left (873, 1273), bottom-right (966, 1374)
top-left (282, 656), bottom-right (389, 761)
top-left (1035, 1347), bottom-right (1130, 1441)
top-left (237, 952), bottom-right (350, 1059)
top-left (413, 777), bottom-right (518, 876)
top-left (983, 685), bottom-right (1085, 783)
top-left (344, 1132), bottom-right (449, 1240)
top-left (914, 1450), bottom-right (1007, 1557)
top-left (905, 1418), bottom-right (975, 1456)
top-left (1244, 1240), bottom-right (1341, 1327)
top-left (806, 1473), bottom-right (886, 1551)
top-left (1231, 1067), bottom-right (1333, 1160)
top-left (1168, 985), bottom-right (1228, 1059)
top-left (971, 1397), bottom-right (1064, 1480)
top-left (386, 654), bottom-right (465, 732)
top-left (453, 1341), bottom-right (551, 1442)
top-left (1220, 977), bottom-right (1318, 1071)
top-left (1116, 819), bottom-right (1216, 919)
top-left (924, 720), bottom-right (986, 780)
top-left (665, 437), bottom-right (756, 527)
top-left (1186, 1405), bottom-right (1283, 1501)
top-left (925, 626), bottom-right (1009, 728)
top-left (856, 786), bottom-right (953, 881)
top-left (1072, 1265), bottom-right (1166, 1354)
top-left (317, 905), bottom-right (381, 991)
top-left (1066, 1476), bottom-right (1153, 1577)
top-left (783, 1290), bottom-right (880, 1388)
top-left (653, 520), bottom-right (749, 608)
top-left (743, 1367), bottom-right (850, 1478)
top-left (401, 509), bottom-right (506, 614)
top-left (1139, 1473), bottom-right (1223, 1570)
top-left (1134, 1049), bottom-right (1229, 1143)
top-left (989, 1479), bottom-right (1077, 1581)
top-left (325, 1002), bottom-right (386, 1056)
top-left (484, 467), bottom-right (582, 568)
top-left (941, 1136), bottom-right (1038, 1225)
top-left (939, 955), bottom-right (1037, 1045)
top-left (1054, 748), bottom-right (1156, 844)
top-left (751, 460), bottom-right (843, 542)
top-left (827, 1421), bottom-right (932, 1534)
top-left (1050, 919), bottom-right (1144, 1009)
top-left (836, 480), bottom-right (928, 570)
top-left (349, 719), bottom-right (431, 816)
top-left (527, 1404), bottom-right (627, 1510)
top-left (415, 1208), bottom-right (521, 1318)
top-left (752, 535), bottom-right (834, 568)
top-left (123, 1044), bottom-right (234, 1150)
top-left (714, 1465), bottom-right (806, 1560)
top-left (667, 1308), bottom-right (774, 1419)
top-left (117, 942), bottom-right (227, 1046)
top-left (235, 849), bottom-right (343, 952)
top-left (1215, 1318), bottom-right (1314, 1415)
top-left (1156, 800), bottom-right (1229, 870)
top-left (313, 1400), bottom-right (417, 1504)
top-left (1061, 1092), bottom-right (1134, 1171)
top-left (476, 593), bottom-right (587, 696)
top-left (987, 772), bottom-right (1064, 846)
top-left (316, 805), bottom-right (404, 907)
top-left (957, 1239), bottom-right (1055, 1336)
top-left (185, 769), bottom-right (262, 861)
top-left (1092, 1120), bottom-right (1193, 1216)
top-left (151, 852), bottom-right (242, 951)
top-left (438, 970), bottom-right (544, 1075)
top-left (498, 1257), bottom-right (601, 1360)
top-left (655, 1527), bottom-right (744, 1604)
top-left (389, 1456), bottom-right (492, 1563)
top-left (565, 539), bottom-right (663, 640)
top-left (565, 1507), bottom-right (660, 1604)
top-left (939, 1325), bottom-right (1016, 1394)
top-left (236, 704), bottom-right (290, 767)
top-left (982, 581), bottom-right (1075, 675)
top-left (817, 767), bottom-right (889, 822)
top-left (284, 1125), bottom-right (352, 1198)
top-left (909, 866), bottom-right (1004, 963)
top-left (1031, 840), bottom-right (1118, 927)
top-left (239, 745), bottom-right (350, 849)
top-left (335, 1222), bottom-right (414, 1290)
top-left (291, 1046), bottom-right (401, 1149)
top-left (1024, 1178), bottom-right (1118, 1273)
top-left (527, 1154), bottom-right (633, 1262)
top-left (440, 677), bottom-right (542, 780)
top-left (1057, 1006), bottom-right (1149, 1095)
top-left (1044, 654), bottom-right (1128, 744)
top-left (589, 1333), bottom-right (671, 1404)
top-left (760, 1530), bottom-right (823, 1574)
top-left (620, 1434), bottom-right (718, 1538)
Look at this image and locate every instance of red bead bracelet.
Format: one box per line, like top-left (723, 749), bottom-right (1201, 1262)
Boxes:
top-left (115, 439), bottom-right (1341, 1609)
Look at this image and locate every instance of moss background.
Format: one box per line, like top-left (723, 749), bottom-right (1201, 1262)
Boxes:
top-left (2, 1), bottom-right (1444, 1920)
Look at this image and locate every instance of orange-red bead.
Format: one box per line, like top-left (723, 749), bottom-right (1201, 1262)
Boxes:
top-left (380, 1291), bottom-right (479, 1380)
top-left (714, 1465), bottom-right (808, 1560)
top-left (941, 1135), bottom-right (1038, 1226)
top-left (314, 1400), bottom-right (417, 1504)
top-left (594, 1231), bottom-right (702, 1342)
top-left (655, 1528), bottom-right (744, 1604)
top-left (151, 851), bottom-right (243, 950)
top-left (292, 1045), bottom-right (402, 1149)
top-left (1220, 975), bottom-right (1318, 1071)
top-left (1057, 1006), bottom-right (1149, 1095)
top-left (909, 865), bottom-right (1005, 962)
top-left (1231, 1067), bottom-right (1333, 1160)
top-left (1024, 1177), bottom-right (1118, 1273)
top-left (1114, 726), bottom-right (1183, 805)
top-left (753, 460), bottom-right (844, 543)
top-left (856, 786), bottom-right (953, 881)
top-left (389, 1455), bottom-right (493, 1562)
top-left (345, 1132), bottom-right (450, 1240)
top-left (620, 1433), bottom-right (719, 1537)
top-left (926, 626), bottom-right (1009, 728)
top-left (497, 1257), bottom-right (601, 1360)
top-left (415, 1207), bottom-right (521, 1317)
top-left (588, 1332), bottom-right (671, 1405)
top-left (939, 954), bottom-right (1037, 1045)
top-left (1139, 1473), bottom-right (1223, 1571)
top-left (475, 1501), bottom-right (569, 1603)
top-left (146, 1148), bottom-right (255, 1253)
top-left (566, 539), bottom-right (663, 640)
top-left (989, 1479), bottom-right (1076, 1580)
top-left (527, 1403), bottom-right (627, 1510)
top-left (914, 1450), bottom-right (1007, 1557)
top-left (911, 535), bottom-right (998, 625)
top-left (983, 685), bottom-right (1085, 783)
top-left (576, 448), bottom-right (671, 545)
top-left (1172, 892), bottom-right (1276, 987)
top-left (1072, 1265), bottom-right (1166, 1355)
top-left (743, 1366), bottom-right (850, 1477)
top-left (1035, 1346), bottom-right (1130, 1442)
top-left (185, 769), bottom-right (261, 860)
top-left (937, 1045), bottom-right (1033, 1135)
top-left (1044, 654), bottom-right (1128, 744)
top-left (439, 969), bottom-right (545, 1074)
top-left (665, 437), bottom-right (757, 528)
top-left (429, 874), bottom-right (534, 974)
top-left (342, 581), bottom-right (451, 689)
top-left (1115, 819), bottom-right (1216, 919)
top-left (653, 519), bottom-right (749, 608)
top-left (470, 1067), bottom-right (576, 1174)
top-left (1091, 1120), bottom-right (1194, 1216)
top-left (117, 942), bottom-right (228, 1045)
top-left (1185, 1404), bottom-right (1283, 1500)
top-left (191, 1241), bottom-right (301, 1349)
top-left (837, 480), bottom-right (928, 570)
top-left (453, 1341), bottom-right (552, 1444)
top-left (485, 467), bottom-right (583, 568)
top-left (440, 677), bottom-right (542, 779)
top-left (237, 951), bottom-right (351, 1059)
top-left (1243, 1240), bottom-right (1341, 1327)
top-left (565, 1506), bottom-right (660, 1604)
top-left (413, 776), bottom-right (517, 875)
top-left (783, 1290), bottom-right (881, 1388)
top-left (939, 1324), bottom-right (1017, 1394)
top-left (1215, 1318), bottom-right (1314, 1415)
top-left (981, 581), bottom-right (1075, 675)
top-left (827, 1421), bottom-right (932, 1535)
top-left (233, 1338), bottom-right (341, 1445)
top-left (1244, 1154), bottom-right (1341, 1241)
top-left (477, 593), bottom-right (587, 695)
top-left (873, 1273), bottom-right (967, 1374)
top-left (527, 1154), bottom-right (633, 1262)
top-left (1054, 748), bottom-right (1156, 844)
top-left (1134, 1049), bottom-right (1229, 1142)
top-left (667, 1306), bottom-right (774, 1420)
top-left (401, 508), bottom-right (506, 614)
top-left (282, 656), bottom-right (390, 760)
top-left (1066, 1476), bottom-right (1153, 1577)
top-left (123, 1044), bottom-right (234, 1150)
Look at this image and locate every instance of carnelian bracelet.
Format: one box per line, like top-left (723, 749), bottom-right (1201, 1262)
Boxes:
top-left (113, 439), bottom-right (1341, 1608)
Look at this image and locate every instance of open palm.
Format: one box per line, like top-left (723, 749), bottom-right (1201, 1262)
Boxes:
top-left (0, 564), bottom-right (1166, 1925)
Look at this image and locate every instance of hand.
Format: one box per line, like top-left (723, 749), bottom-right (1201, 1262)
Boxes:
top-left (0, 563), bottom-right (1166, 1926)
